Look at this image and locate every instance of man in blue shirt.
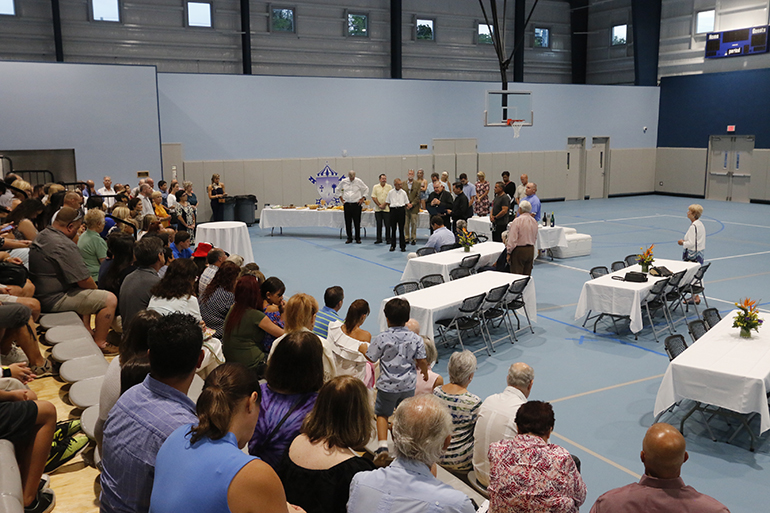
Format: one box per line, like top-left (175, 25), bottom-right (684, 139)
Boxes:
top-left (170, 231), bottom-right (193, 259)
top-left (523, 182), bottom-right (542, 222)
top-left (424, 216), bottom-right (456, 251)
top-left (100, 313), bottom-right (204, 513)
top-left (458, 173), bottom-right (476, 210)
top-left (348, 394), bottom-right (476, 513)
top-left (312, 286), bottom-right (344, 339)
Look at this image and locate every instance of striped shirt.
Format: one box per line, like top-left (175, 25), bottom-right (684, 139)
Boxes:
top-left (433, 387), bottom-right (482, 471)
top-left (313, 305), bottom-right (342, 339)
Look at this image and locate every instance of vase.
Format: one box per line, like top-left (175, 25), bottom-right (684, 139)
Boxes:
top-left (463, 246), bottom-right (471, 253)
top-left (740, 327), bottom-right (752, 338)
top-left (641, 262), bottom-right (649, 273)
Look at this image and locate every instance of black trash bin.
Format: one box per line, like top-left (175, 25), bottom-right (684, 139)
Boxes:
top-left (220, 196), bottom-right (237, 221)
top-left (234, 195), bottom-right (258, 225)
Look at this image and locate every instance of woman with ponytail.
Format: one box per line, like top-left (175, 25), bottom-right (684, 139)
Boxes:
top-left (150, 362), bottom-right (305, 513)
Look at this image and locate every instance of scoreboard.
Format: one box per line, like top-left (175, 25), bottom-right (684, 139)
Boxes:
top-left (705, 25), bottom-right (768, 59)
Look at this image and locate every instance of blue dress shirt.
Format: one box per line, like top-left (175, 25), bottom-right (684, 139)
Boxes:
top-left (425, 226), bottom-right (456, 251)
top-left (347, 457), bottom-right (476, 513)
top-left (524, 194), bottom-right (542, 221)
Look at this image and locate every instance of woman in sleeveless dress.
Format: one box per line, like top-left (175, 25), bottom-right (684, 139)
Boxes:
top-left (207, 173), bottom-right (226, 222)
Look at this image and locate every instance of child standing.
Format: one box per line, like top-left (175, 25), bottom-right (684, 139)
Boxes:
top-left (366, 298), bottom-right (429, 462)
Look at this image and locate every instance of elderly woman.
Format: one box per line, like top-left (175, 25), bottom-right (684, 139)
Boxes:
top-left (278, 375), bottom-right (376, 513)
top-left (326, 300), bottom-right (374, 387)
top-left (183, 180), bottom-right (198, 208)
top-left (678, 205), bottom-right (706, 261)
top-left (474, 171), bottom-right (491, 216)
top-left (151, 191), bottom-right (171, 228)
top-left (348, 394), bottom-right (476, 513)
top-left (432, 350), bottom-right (481, 472)
top-left (78, 209), bottom-right (108, 282)
top-left (150, 363), bottom-right (302, 513)
top-left (489, 401), bottom-right (586, 513)
top-left (248, 330), bottom-right (324, 470)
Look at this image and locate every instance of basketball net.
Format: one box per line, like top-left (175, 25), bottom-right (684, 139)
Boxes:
top-left (506, 119), bottom-right (525, 138)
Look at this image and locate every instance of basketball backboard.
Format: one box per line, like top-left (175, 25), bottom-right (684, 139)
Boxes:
top-left (484, 90), bottom-right (533, 127)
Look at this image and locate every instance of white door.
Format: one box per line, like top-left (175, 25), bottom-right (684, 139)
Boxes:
top-left (587, 137), bottom-right (610, 199)
top-left (566, 137), bottom-right (586, 200)
top-left (432, 138), bottom-right (478, 183)
top-left (706, 135), bottom-right (754, 202)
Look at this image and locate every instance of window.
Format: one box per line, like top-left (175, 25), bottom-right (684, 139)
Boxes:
top-left (696, 9), bottom-right (715, 34)
top-left (534, 27), bottom-right (550, 48)
top-left (478, 23), bottom-right (494, 44)
top-left (187, 2), bottom-right (212, 28)
top-left (347, 12), bottom-right (368, 37)
top-left (611, 24), bottom-right (627, 45)
top-left (0, 0), bottom-right (15, 16)
top-left (416, 18), bottom-right (434, 41)
top-left (91, 0), bottom-right (120, 22)
top-left (271, 7), bottom-right (295, 33)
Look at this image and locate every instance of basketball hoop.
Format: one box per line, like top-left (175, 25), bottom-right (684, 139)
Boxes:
top-left (506, 119), bottom-right (525, 139)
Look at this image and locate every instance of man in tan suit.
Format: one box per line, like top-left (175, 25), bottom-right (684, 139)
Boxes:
top-left (404, 169), bottom-right (421, 245)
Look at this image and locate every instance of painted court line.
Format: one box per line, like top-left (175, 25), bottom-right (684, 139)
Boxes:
top-left (549, 374), bottom-right (664, 404)
top-left (706, 271), bottom-right (770, 284)
top-left (541, 260), bottom-right (590, 273)
top-left (551, 432), bottom-right (641, 480)
top-left (708, 250), bottom-right (770, 262)
top-left (721, 220), bottom-right (770, 229)
top-left (292, 237), bottom-right (404, 274)
top-left (562, 214), bottom-right (665, 227)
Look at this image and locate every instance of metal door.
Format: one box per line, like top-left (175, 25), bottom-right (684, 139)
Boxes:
top-left (587, 137), bottom-right (610, 199)
top-left (566, 137), bottom-right (586, 200)
top-left (706, 135), bottom-right (754, 202)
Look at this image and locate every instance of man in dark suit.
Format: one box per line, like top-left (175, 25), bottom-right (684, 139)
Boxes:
top-left (450, 182), bottom-right (470, 232)
top-left (404, 169), bottom-right (421, 245)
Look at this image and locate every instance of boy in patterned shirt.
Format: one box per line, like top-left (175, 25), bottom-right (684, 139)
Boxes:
top-left (367, 298), bottom-right (429, 463)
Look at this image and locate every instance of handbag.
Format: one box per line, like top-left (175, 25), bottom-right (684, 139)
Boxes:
top-left (649, 266), bottom-right (672, 277)
top-left (0, 261), bottom-right (28, 287)
top-left (613, 271), bottom-right (647, 283)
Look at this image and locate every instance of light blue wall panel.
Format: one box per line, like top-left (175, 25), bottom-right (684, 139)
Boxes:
top-left (0, 61), bottom-right (162, 186)
top-left (157, 73), bottom-right (660, 161)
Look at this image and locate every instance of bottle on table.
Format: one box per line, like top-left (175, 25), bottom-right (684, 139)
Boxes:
top-left (550, 212), bottom-right (555, 227)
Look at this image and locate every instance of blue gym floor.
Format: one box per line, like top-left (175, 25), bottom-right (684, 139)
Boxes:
top-left (247, 195), bottom-right (770, 512)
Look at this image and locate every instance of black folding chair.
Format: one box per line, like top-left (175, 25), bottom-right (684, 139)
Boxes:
top-left (393, 281), bottom-right (420, 296)
top-left (459, 254), bottom-right (481, 273)
top-left (688, 319), bottom-right (708, 343)
top-left (480, 284), bottom-right (514, 349)
top-left (420, 274), bottom-right (445, 289)
top-left (641, 277), bottom-right (673, 343)
top-left (702, 308), bottom-right (722, 330)
top-left (664, 334), bottom-right (688, 361)
top-left (582, 267), bottom-right (613, 330)
top-left (439, 243), bottom-right (460, 252)
top-left (624, 254), bottom-right (639, 267)
top-left (435, 292), bottom-right (489, 354)
top-left (475, 234), bottom-right (489, 243)
top-left (416, 247), bottom-right (436, 257)
top-left (590, 266), bottom-right (609, 279)
top-left (505, 277), bottom-right (534, 339)
top-left (680, 262), bottom-right (711, 318)
top-left (611, 261), bottom-right (626, 272)
top-left (664, 270), bottom-right (689, 325)
top-left (449, 267), bottom-right (472, 280)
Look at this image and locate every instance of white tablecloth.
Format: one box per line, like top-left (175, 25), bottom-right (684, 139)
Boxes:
top-left (466, 216), bottom-right (568, 252)
top-left (574, 259), bottom-right (700, 334)
top-left (400, 242), bottom-right (505, 282)
top-left (654, 310), bottom-right (770, 433)
top-left (259, 208), bottom-right (431, 230)
top-left (379, 271), bottom-right (537, 338)
top-left (195, 221), bottom-right (254, 264)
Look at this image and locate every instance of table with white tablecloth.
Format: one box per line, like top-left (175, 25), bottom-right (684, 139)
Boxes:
top-left (654, 310), bottom-right (770, 437)
top-left (574, 259), bottom-right (699, 334)
top-left (466, 216), bottom-right (568, 253)
top-left (400, 242), bottom-right (505, 282)
top-left (379, 271), bottom-right (537, 338)
top-left (195, 221), bottom-right (255, 264)
top-left (259, 207), bottom-right (431, 233)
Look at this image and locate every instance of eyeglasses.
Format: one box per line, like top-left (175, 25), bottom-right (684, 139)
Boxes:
top-left (73, 208), bottom-right (85, 222)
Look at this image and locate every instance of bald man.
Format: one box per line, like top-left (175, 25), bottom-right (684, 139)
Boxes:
top-left (590, 423), bottom-right (730, 512)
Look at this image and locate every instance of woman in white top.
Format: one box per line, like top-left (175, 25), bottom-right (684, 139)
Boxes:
top-left (148, 258), bottom-right (202, 320)
top-left (326, 300), bottom-right (374, 387)
top-left (677, 203), bottom-right (706, 303)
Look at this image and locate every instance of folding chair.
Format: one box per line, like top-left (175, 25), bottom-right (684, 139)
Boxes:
top-left (590, 266), bottom-right (609, 278)
top-left (664, 334), bottom-right (688, 361)
top-left (420, 274), bottom-right (445, 289)
top-left (702, 308), bottom-right (722, 330)
top-left (624, 254), bottom-right (639, 267)
top-left (687, 319), bottom-right (708, 343)
top-left (641, 277), bottom-right (673, 343)
top-left (611, 261), bottom-right (626, 272)
top-left (449, 267), bottom-right (472, 280)
top-left (663, 270), bottom-right (689, 325)
top-left (505, 277), bottom-right (534, 339)
top-left (416, 247), bottom-right (436, 257)
top-left (439, 243), bottom-right (459, 252)
top-left (393, 281), bottom-right (420, 296)
top-left (435, 293), bottom-right (489, 354)
top-left (480, 284), bottom-right (514, 348)
top-left (582, 267), bottom-right (616, 331)
top-left (459, 254), bottom-right (481, 273)
top-left (680, 262), bottom-right (711, 318)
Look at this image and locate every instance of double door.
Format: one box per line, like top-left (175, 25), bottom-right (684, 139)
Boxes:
top-left (706, 135), bottom-right (754, 202)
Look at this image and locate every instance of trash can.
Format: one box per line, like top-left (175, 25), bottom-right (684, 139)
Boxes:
top-left (234, 194), bottom-right (258, 225)
top-left (221, 196), bottom-right (237, 222)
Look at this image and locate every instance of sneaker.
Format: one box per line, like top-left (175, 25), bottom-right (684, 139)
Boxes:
top-left (30, 359), bottom-right (55, 378)
top-left (24, 487), bottom-right (55, 513)
top-left (1, 343), bottom-right (28, 364)
top-left (53, 419), bottom-right (82, 444)
top-left (45, 434), bottom-right (89, 473)
top-left (38, 474), bottom-right (51, 493)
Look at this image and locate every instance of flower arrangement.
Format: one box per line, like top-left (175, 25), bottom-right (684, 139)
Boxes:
top-left (457, 228), bottom-right (477, 252)
top-left (638, 244), bottom-right (655, 272)
top-left (733, 298), bottom-right (763, 338)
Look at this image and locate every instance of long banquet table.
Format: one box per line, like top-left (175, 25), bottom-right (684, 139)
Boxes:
top-left (259, 207), bottom-right (431, 233)
top-left (400, 242), bottom-right (505, 282)
top-left (654, 310), bottom-right (770, 439)
top-left (380, 271), bottom-right (537, 339)
top-left (574, 258), bottom-right (700, 334)
top-left (466, 216), bottom-right (568, 253)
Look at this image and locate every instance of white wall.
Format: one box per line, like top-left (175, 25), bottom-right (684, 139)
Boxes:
top-left (0, 61), bottom-right (162, 186)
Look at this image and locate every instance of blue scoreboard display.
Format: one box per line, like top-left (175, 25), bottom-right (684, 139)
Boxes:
top-left (705, 25), bottom-right (768, 58)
